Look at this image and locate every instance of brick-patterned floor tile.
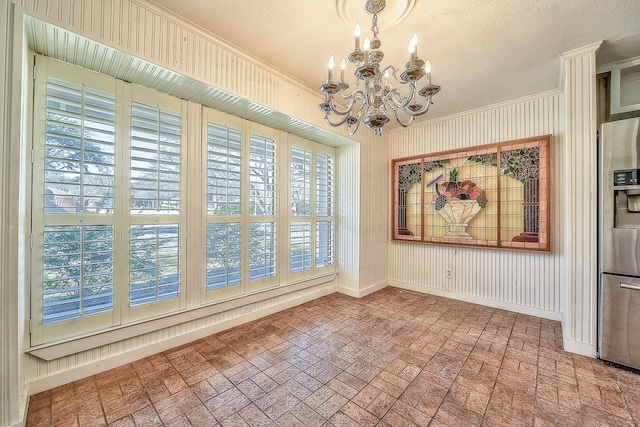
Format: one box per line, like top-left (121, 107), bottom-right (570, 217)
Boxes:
top-left (204, 387), bottom-right (251, 421)
top-left (238, 403), bottom-right (273, 427)
top-left (185, 404), bottom-right (219, 427)
top-left (130, 404), bottom-right (162, 426)
top-left (101, 388), bottom-right (151, 424)
top-left (364, 391), bottom-right (396, 419)
top-left (24, 288), bottom-right (640, 427)
top-left (305, 385), bottom-right (338, 409)
top-left (389, 399), bottom-right (432, 425)
top-left (155, 388), bottom-right (201, 424)
top-left (316, 392), bottom-right (349, 419)
top-left (288, 401), bottom-right (326, 427)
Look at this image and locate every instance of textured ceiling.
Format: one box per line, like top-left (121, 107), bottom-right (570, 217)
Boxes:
top-left (149, 0), bottom-right (640, 121)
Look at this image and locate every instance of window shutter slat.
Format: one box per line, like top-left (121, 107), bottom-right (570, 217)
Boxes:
top-left (45, 79), bottom-right (116, 214)
top-left (291, 147), bottom-right (312, 216)
top-left (249, 135), bottom-right (277, 216)
top-left (130, 102), bottom-right (182, 214)
top-left (207, 123), bottom-right (242, 216)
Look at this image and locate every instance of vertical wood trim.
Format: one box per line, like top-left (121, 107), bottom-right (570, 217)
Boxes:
top-left (561, 43), bottom-right (601, 352)
top-left (336, 144), bottom-right (360, 292)
top-left (1, 3), bottom-right (14, 425)
top-left (4, 1), bottom-right (31, 424)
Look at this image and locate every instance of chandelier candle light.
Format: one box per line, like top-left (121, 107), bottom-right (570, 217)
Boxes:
top-left (319, 0), bottom-right (441, 136)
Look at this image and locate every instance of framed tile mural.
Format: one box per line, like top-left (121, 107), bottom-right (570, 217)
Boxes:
top-left (392, 135), bottom-right (551, 251)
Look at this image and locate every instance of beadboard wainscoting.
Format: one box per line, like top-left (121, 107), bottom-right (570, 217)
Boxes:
top-left (387, 91), bottom-right (569, 333)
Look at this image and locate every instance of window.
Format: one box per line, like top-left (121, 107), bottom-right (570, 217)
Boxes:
top-left (42, 78), bottom-right (117, 322)
top-left (31, 58), bottom-right (120, 343)
top-left (288, 136), bottom-right (335, 280)
top-left (127, 94), bottom-right (186, 322)
top-left (204, 113), bottom-right (244, 300)
top-left (246, 125), bottom-right (280, 291)
top-left (316, 152), bottom-right (335, 268)
top-left (31, 56), bottom-right (336, 346)
top-left (32, 57), bottom-right (187, 343)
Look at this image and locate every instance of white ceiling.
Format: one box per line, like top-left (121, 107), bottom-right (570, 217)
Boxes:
top-left (149, 0), bottom-right (640, 121)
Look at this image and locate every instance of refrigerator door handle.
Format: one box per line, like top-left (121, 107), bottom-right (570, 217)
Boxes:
top-left (620, 282), bottom-right (640, 291)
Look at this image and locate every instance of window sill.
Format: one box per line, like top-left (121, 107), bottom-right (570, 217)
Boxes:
top-left (27, 273), bottom-right (337, 361)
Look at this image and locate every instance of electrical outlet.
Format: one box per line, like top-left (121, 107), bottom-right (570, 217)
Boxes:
top-left (241, 304), bottom-right (253, 314)
top-left (446, 269), bottom-right (452, 278)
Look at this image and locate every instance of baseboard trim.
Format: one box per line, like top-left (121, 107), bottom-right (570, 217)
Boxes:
top-left (337, 280), bottom-right (388, 298)
top-left (388, 280), bottom-right (563, 322)
top-left (27, 283), bottom-right (336, 395)
top-left (562, 338), bottom-right (597, 358)
top-left (9, 387), bottom-right (28, 427)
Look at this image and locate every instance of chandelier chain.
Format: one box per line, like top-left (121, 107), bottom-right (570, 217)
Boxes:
top-left (371, 13), bottom-right (379, 37)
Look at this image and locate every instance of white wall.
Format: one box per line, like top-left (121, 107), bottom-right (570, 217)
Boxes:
top-left (336, 131), bottom-right (391, 299)
top-left (387, 91), bottom-right (565, 320)
top-left (2, 0), bottom-right (31, 425)
top-left (359, 132), bottom-right (391, 296)
top-left (2, 0), bottom-right (604, 424)
top-left (387, 49), bottom-right (602, 358)
top-left (3, 1), bottom-right (366, 423)
top-left (336, 144), bottom-right (361, 295)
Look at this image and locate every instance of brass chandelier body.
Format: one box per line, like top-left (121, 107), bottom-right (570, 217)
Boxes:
top-left (319, 0), bottom-right (441, 136)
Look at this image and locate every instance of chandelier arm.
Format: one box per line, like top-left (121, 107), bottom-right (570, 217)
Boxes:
top-left (386, 67), bottom-right (414, 86)
top-left (324, 112), bottom-right (356, 128)
top-left (329, 88), bottom-right (367, 116)
top-left (386, 88), bottom-right (408, 106)
top-left (385, 84), bottom-right (416, 110)
top-left (402, 99), bottom-right (433, 117)
top-left (347, 118), bottom-right (362, 136)
top-left (393, 109), bottom-right (416, 128)
top-left (328, 95), bottom-right (357, 116)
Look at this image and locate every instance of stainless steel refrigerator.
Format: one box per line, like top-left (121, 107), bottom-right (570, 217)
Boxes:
top-left (599, 117), bottom-right (640, 370)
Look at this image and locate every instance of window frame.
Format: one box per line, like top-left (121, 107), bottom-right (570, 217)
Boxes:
top-left (30, 56), bottom-right (337, 348)
top-left (287, 135), bottom-right (336, 283)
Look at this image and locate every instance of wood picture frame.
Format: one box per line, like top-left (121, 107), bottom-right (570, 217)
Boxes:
top-left (392, 135), bottom-right (551, 252)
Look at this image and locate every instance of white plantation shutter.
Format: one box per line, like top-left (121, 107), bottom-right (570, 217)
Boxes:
top-left (249, 134), bottom-right (277, 216)
top-left (316, 221), bottom-right (334, 268)
top-left (207, 123), bottom-right (242, 216)
top-left (316, 153), bottom-right (334, 217)
top-left (32, 58), bottom-right (120, 344)
top-left (290, 221), bottom-right (312, 272)
top-left (42, 79), bottom-right (117, 322)
top-left (291, 147), bottom-right (312, 216)
top-left (204, 115), bottom-right (245, 298)
top-left (128, 97), bottom-right (184, 312)
top-left (129, 224), bottom-right (181, 306)
top-left (43, 225), bottom-right (114, 324)
top-left (45, 79), bottom-right (116, 214)
top-left (289, 145), bottom-right (312, 274)
top-left (206, 223), bottom-right (242, 290)
top-left (249, 222), bottom-right (277, 281)
top-left (316, 152), bottom-right (335, 269)
top-left (287, 139), bottom-right (336, 277)
top-left (248, 127), bottom-right (279, 289)
top-left (130, 102), bottom-right (181, 213)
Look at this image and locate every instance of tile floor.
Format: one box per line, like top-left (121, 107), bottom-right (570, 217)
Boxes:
top-left (26, 287), bottom-right (640, 426)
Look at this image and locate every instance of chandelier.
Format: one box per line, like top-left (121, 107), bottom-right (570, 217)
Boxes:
top-left (319, 0), bottom-right (441, 136)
